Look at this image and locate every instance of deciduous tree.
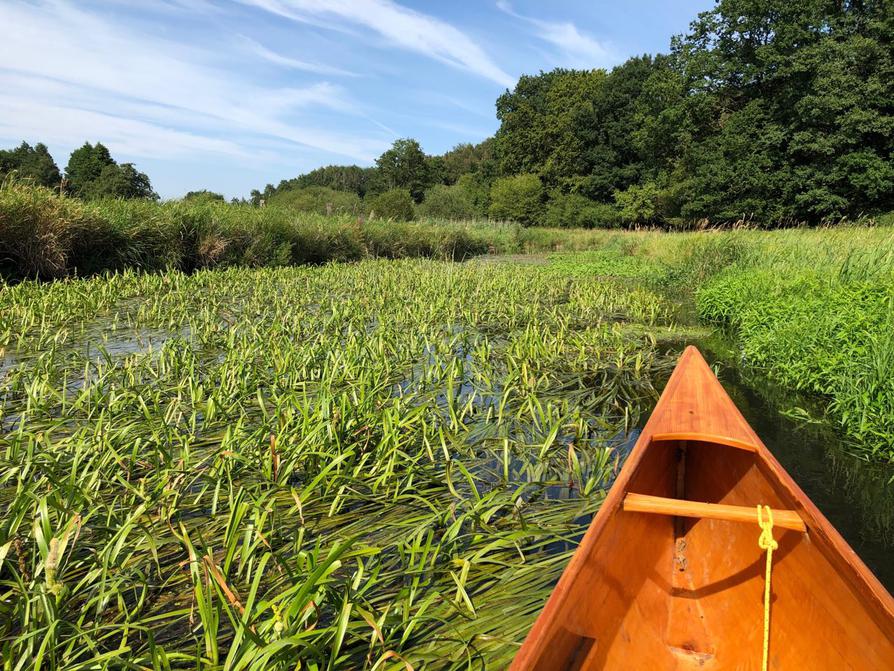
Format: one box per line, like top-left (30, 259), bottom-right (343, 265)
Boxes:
top-left (0, 142), bottom-right (61, 188)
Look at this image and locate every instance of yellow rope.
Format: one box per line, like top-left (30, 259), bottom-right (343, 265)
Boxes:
top-left (757, 505), bottom-right (778, 671)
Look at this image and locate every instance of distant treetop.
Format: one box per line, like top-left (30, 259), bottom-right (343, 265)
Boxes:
top-left (64, 142), bottom-right (157, 200)
top-left (0, 141), bottom-right (61, 188)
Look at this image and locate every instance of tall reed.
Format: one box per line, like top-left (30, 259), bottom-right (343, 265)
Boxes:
top-left (0, 182), bottom-right (624, 280)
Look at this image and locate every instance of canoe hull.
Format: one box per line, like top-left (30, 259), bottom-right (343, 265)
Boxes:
top-left (511, 346), bottom-right (894, 670)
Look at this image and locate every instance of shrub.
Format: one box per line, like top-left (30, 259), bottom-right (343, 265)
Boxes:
top-left (268, 186), bottom-right (361, 216)
top-left (545, 193), bottom-right (620, 229)
top-left (183, 190), bottom-right (225, 204)
top-left (417, 183), bottom-right (478, 220)
top-left (488, 174), bottom-right (544, 226)
top-left (455, 173), bottom-right (491, 217)
top-left (614, 182), bottom-right (668, 226)
top-left (367, 189), bottom-right (415, 221)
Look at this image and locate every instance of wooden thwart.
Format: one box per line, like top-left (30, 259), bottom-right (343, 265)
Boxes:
top-left (623, 493), bottom-right (807, 532)
top-left (651, 432), bottom-right (758, 452)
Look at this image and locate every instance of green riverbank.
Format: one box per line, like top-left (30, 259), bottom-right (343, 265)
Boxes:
top-left (551, 227), bottom-right (894, 464)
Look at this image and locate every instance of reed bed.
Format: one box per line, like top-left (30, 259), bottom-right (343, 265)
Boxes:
top-left (0, 182), bottom-right (620, 281)
top-left (0, 259), bottom-right (685, 668)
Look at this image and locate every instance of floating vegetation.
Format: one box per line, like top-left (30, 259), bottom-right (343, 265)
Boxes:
top-left (0, 259), bottom-right (684, 669)
top-left (5, 228), bottom-right (894, 668)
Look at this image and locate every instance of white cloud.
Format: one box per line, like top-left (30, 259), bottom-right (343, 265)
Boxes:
top-left (0, 0), bottom-right (387, 164)
top-left (497, 1), bottom-right (616, 69)
top-left (240, 0), bottom-right (516, 88)
top-left (240, 36), bottom-right (361, 77)
top-left (0, 94), bottom-right (246, 160)
top-left (234, 0), bottom-right (359, 34)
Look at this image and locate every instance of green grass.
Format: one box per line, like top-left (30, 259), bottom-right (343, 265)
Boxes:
top-left (690, 229), bottom-right (894, 461)
top-left (0, 259), bottom-right (691, 669)
top-left (559, 226), bottom-right (894, 461)
top-left (0, 182), bottom-right (622, 280)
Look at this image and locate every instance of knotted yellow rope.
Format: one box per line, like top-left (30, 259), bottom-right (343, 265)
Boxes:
top-left (757, 505), bottom-right (778, 671)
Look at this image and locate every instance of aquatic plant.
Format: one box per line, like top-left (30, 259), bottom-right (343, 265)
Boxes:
top-left (0, 259), bottom-right (679, 668)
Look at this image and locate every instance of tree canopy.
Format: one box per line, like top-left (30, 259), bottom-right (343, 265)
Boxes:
top-left (184, 190), bottom-right (225, 203)
top-left (488, 174), bottom-right (544, 226)
top-left (667, 0), bottom-right (894, 222)
top-left (374, 138), bottom-right (432, 203)
top-left (267, 186), bottom-right (362, 216)
top-left (0, 142), bottom-right (61, 188)
top-left (65, 142), bottom-right (156, 200)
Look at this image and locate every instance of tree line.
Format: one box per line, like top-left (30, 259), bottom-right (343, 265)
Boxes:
top-left (255, 0), bottom-right (894, 227)
top-left (4, 0), bottom-right (890, 227)
top-left (0, 141), bottom-right (156, 200)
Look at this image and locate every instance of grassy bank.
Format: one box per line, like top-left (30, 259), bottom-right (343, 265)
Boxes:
top-left (0, 182), bottom-right (620, 280)
top-left (692, 229), bottom-right (894, 462)
top-left (570, 227), bottom-right (894, 462)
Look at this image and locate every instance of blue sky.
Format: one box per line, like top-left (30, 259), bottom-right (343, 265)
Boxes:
top-left (0, 0), bottom-right (714, 199)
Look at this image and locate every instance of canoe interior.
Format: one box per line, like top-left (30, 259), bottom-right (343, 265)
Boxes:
top-left (513, 347), bottom-right (894, 670)
top-left (528, 437), bottom-right (893, 669)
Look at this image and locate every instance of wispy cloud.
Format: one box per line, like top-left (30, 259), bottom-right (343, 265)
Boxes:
top-left (497, 1), bottom-right (616, 69)
top-left (239, 36), bottom-right (361, 77)
top-left (240, 0), bottom-right (516, 88)
top-left (0, 0), bottom-right (387, 164)
top-left (0, 86), bottom-right (247, 160)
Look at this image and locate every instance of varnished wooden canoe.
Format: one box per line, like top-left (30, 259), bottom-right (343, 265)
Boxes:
top-left (512, 346), bottom-right (894, 670)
